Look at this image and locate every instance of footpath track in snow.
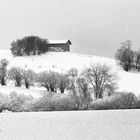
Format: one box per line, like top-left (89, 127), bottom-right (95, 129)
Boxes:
top-left (0, 110), bottom-right (140, 140)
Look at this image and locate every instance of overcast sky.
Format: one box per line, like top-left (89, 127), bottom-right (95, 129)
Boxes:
top-left (0, 0), bottom-right (140, 57)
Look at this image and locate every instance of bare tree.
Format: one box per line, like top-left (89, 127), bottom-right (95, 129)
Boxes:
top-left (67, 68), bottom-right (81, 109)
top-left (134, 50), bottom-right (140, 71)
top-left (83, 63), bottom-right (118, 99)
top-left (57, 73), bottom-right (70, 93)
top-left (115, 40), bottom-right (134, 71)
top-left (0, 59), bottom-right (9, 85)
top-left (7, 67), bottom-right (23, 87)
top-left (76, 77), bottom-right (92, 109)
top-left (22, 69), bottom-right (36, 89)
top-left (37, 71), bottom-right (58, 92)
top-left (67, 68), bottom-right (78, 78)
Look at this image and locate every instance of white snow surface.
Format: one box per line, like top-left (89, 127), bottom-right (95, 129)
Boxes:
top-left (0, 50), bottom-right (140, 96)
top-left (0, 86), bottom-right (43, 98)
top-left (1, 110), bottom-right (140, 140)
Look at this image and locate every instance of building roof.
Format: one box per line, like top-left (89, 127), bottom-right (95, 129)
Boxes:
top-left (48, 40), bottom-right (72, 45)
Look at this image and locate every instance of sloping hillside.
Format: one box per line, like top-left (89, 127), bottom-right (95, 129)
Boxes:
top-left (0, 50), bottom-right (140, 96)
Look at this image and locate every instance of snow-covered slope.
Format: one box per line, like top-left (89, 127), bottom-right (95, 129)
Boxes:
top-left (1, 50), bottom-right (140, 96)
top-left (0, 86), bottom-right (42, 98)
top-left (1, 110), bottom-right (140, 140)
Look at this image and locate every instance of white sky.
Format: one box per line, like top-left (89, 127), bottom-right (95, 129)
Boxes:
top-left (0, 0), bottom-right (140, 57)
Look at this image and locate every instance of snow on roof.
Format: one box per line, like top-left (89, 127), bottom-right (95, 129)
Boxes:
top-left (48, 40), bottom-right (72, 44)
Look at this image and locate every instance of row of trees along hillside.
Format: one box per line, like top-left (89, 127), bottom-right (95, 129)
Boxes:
top-left (0, 59), bottom-right (118, 100)
top-left (115, 40), bottom-right (140, 72)
top-left (10, 36), bottom-right (49, 56)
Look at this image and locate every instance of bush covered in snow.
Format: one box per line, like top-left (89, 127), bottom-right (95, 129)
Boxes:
top-left (7, 92), bottom-right (34, 112)
top-left (0, 93), bottom-right (9, 112)
top-left (0, 92), bottom-right (33, 112)
top-left (90, 92), bottom-right (137, 110)
top-left (25, 92), bottom-right (76, 111)
top-left (0, 91), bottom-right (140, 112)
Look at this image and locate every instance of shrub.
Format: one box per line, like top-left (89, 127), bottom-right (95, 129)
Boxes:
top-left (51, 94), bottom-right (75, 111)
top-left (30, 92), bottom-right (54, 111)
top-left (30, 92), bottom-right (75, 111)
top-left (90, 92), bottom-right (137, 110)
top-left (0, 93), bottom-right (9, 112)
top-left (133, 100), bottom-right (140, 109)
top-left (113, 92), bottom-right (137, 109)
top-left (7, 92), bottom-right (33, 112)
top-left (90, 98), bottom-right (115, 110)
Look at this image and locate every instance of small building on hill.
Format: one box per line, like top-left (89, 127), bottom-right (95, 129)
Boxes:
top-left (48, 40), bottom-right (72, 52)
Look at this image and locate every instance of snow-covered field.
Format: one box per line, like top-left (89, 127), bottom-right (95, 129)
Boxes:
top-left (0, 86), bottom-right (43, 98)
top-left (0, 50), bottom-right (140, 96)
top-left (0, 110), bottom-right (140, 140)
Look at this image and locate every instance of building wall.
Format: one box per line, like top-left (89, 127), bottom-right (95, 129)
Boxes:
top-left (48, 43), bottom-right (70, 52)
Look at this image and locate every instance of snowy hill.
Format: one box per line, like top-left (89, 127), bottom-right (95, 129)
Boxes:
top-left (0, 50), bottom-right (140, 96)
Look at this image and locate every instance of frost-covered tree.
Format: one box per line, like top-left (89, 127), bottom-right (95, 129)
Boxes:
top-left (67, 68), bottom-right (78, 78)
top-left (36, 71), bottom-right (50, 91)
top-left (57, 73), bottom-right (70, 93)
top-left (22, 69), bottom-right (36, 89)
top-left (37, 71), bottom-right (58, 92)
top-left (134, 50), bottom-right (140, 71)
top-left (83, 63), bottom-right (118, 99)
top-left (76, 77), bottom-right (92, 109)
top-left (7, 67), bottom-right (23, 87)
top-left (115, 40), bottom-right (134, 71)
top-left (0, 59), bottom-right (9, 85)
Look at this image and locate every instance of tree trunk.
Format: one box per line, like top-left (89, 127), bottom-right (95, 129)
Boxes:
top-left (16, 80), bottom-right (22, 87)
top-left (60, 87), bottom-right (65, 93)
top-left (99, 92), bottom-right (103, 98)
top-left (50, 85), bottom-right (55, 92)
top-left (1, 76), bottom-right (6, 86)
top-left (25, 82), bottom-right (29, 89)
top-left (124, 64), bottom-right (129, 71)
